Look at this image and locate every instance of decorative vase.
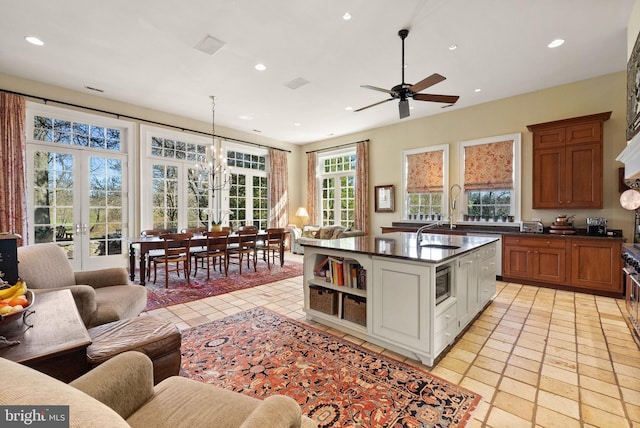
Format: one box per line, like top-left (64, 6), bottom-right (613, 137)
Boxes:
top-left (211, 224), bottom-right (222, 232)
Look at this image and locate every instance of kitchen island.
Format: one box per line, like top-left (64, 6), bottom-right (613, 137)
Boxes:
top-left (301, 232), bottom-right (499, 366)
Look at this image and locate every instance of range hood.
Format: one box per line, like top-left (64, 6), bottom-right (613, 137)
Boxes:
top-left (616, 131), bottom-right (640, 181)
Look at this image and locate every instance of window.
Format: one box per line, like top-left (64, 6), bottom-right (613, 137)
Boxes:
top-left (458, 133), bottom-right (521, 223)
top-left (227, 146), bottom-right (269, 231)
top-left (402, 145), bottom-right (449, 221)
top-left (27, 104), bottom-right (133, 271)
top-left (317, 150), bottom-right (356, 227)
top-left (142, 126), bottom-right (211, 231)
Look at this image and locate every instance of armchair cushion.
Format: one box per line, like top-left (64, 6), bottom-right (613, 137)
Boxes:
top-left (18, 243), bottom-right (147, 328)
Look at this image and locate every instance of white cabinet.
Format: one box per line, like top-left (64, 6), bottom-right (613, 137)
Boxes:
top-left (455, 242), bottom-right (497, 334)
top-left (371, 257), bottom-right (433, 358)
top-left (456, 250), bottom-right (479, 331)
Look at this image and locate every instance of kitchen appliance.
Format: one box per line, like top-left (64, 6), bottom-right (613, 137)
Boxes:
top-left (621, 245), bottom-right (640, 339)
top-left (586, 217), bottom-right (608, 236)
top-left (520, 221), bottom-right (543, 233)
top-left (435, 264), bottom-right (452, 305)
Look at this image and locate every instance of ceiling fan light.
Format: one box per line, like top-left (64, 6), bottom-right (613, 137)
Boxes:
top-left (399, 100), bottom-right (410, 119)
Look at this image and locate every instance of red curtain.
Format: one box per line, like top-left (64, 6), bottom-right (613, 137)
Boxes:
top-left (0, 93), bottom-right (27, 243)
top-left (268, 149), bottom-right (289, 228)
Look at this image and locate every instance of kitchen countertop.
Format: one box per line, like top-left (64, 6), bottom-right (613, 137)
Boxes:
top-left (300, 232), bottom-right (499, 263)
top-left (384, 223), bottom-right (625, 240)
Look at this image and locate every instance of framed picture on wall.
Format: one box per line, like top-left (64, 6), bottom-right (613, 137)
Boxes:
top-left (375, 185), bottom-right (395, 213)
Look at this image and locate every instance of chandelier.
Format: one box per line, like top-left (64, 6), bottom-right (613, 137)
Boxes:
top-left (198, 95), bottom-right (230, 192)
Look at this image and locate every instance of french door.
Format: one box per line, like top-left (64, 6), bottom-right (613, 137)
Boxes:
top-left (26, 145), bottom-right (128, 271)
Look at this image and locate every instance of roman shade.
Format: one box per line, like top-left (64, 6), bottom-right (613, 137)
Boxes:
top-left (406, 150), bottom-right (444, 193)
top-left (464, 140), bottom-right (514, 190)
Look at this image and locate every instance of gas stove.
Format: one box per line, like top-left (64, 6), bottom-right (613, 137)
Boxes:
top-left (622, 244), bottom-right (640, 339)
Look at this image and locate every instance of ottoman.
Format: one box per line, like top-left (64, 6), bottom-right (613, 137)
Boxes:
top-left (87, 315), bottom-right (181, 385)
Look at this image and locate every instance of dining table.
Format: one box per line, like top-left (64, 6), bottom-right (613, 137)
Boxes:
top-left (123, 231), bottom-right (287, 286)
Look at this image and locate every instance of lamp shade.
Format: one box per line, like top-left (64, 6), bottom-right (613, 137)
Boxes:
top-left (295, 207), bottom-right (309, 217)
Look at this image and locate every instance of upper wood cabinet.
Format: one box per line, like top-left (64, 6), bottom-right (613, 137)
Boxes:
top-left (528, 112), bottom-right (611, 209)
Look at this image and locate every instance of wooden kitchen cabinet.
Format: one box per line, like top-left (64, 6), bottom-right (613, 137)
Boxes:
top-left (503, 234), bottom-right (623, 297)
top-left (502, 236), bottom-right (567, 285)
top-left (528, 112), bottom-right (611, 209)
top-left (569, 238), bottom-right (622, 294)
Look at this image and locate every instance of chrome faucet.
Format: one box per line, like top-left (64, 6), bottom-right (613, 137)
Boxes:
top-left (416, 221), bottom-right (442, 247)
top-left (449, 184), bottom-right (462, 229)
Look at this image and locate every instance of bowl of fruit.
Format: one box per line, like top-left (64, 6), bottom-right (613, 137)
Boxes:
top-left (0, 279), bottom-right (33, 325)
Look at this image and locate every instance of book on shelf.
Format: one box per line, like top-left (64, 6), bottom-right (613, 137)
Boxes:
top-left (313, 256), bottom-right (366, 290)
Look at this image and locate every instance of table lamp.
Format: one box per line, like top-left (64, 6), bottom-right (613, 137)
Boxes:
top-left (295, 207), bottom-right (309, 226)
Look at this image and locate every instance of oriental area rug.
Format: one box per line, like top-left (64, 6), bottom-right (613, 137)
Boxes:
top-left (143, 261), bottom-right (303, 310)
top-left (180, 307), bottom-right (481, 428)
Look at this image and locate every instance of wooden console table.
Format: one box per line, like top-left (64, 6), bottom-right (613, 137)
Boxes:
top-left (0, 289), bottom-right (91, 382)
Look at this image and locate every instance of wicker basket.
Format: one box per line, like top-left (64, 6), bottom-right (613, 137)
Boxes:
top-left (343, 294), bottom-right (366, 326)
top-left (309, 286), bottom-right (338, 315)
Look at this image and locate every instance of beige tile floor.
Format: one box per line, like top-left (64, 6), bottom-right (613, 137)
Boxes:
top-left (147, 253), bottom-right (640, 427)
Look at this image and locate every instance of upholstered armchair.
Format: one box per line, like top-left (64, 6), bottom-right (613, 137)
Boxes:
top-left (17, 243), bottom-right (147, 328)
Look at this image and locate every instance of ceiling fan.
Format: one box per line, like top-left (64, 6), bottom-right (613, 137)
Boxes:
top-left (355, 29), bottom-right (460, 119)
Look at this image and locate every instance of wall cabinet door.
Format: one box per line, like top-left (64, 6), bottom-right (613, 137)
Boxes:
top-left (564, 143), bottom-right (602, 208)
top-left (570, 239), bottom-right (622, 293)
top-left (529, 113), bottom-right (610, 209)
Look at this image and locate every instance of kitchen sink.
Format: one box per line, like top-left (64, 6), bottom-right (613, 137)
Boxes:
top-left (419, 243), bottom-right (461, 250)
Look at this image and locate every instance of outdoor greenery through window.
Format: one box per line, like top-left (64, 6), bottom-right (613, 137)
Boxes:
top-left (318, 151), bottom-right (356, 227)
top-left (228, 149), bottom-right (269, 231)
top-left (34, 116), bottom-right (121, 150)
top-left (467, 190), bottom-right (511, 221)
top-left (407, 193), bottom-right (443, 221)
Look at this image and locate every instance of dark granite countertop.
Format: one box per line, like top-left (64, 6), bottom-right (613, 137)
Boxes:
top-left (300, 232), bottom-right (499, 263)
top-left (385, 223), bottom-right (625, 241)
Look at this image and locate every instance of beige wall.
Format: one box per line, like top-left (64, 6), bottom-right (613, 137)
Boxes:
top-left (2, 70), bottom-right (631, 239)
top-left (300, 72), bottom-right (632, 239)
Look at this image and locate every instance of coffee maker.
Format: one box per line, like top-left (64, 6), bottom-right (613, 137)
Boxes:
top-left (586, 217), bottom-right (607, 236)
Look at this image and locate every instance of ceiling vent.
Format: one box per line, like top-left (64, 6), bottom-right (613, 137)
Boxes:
top-left (194, 34), bottom-right (226, 56)
top-left (284, 77), bottom-right (310, 90)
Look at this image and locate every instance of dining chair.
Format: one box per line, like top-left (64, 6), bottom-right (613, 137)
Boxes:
top-left (181, 227), bottom-right (208, 260)
top-left (226, 229), bottom-right (258, 274)
top-left (193, 231), bottom-right (229, 279)
top-left (141, 229), bottom-right (171, 281)
top-left (238, 225), bottom-right (258, 232)
top-left (152, 233), bottom-right (193, 288)
top-left (258, 228), bottom-right (285, 269)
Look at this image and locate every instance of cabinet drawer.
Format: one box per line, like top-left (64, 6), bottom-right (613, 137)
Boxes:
top-left (503, 236), bottom-right (566, 249)
top-left (434, 302), bottom-right (457, 333)
top-left (434, 322), bottom-right (457, 356)
top-left (479, 243), bottom-right (496, 259)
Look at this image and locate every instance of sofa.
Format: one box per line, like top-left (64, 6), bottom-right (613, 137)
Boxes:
top-left (0, 351), bottom-right (317, 428)
top-left (290, 225), bottom-right (364, 254)
top-left (17, 243), bottom-right (147, 328)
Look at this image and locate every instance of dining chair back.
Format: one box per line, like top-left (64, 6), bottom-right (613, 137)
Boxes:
top-left (193, 231), bottom-right (229, 279)
top-left (238, 225), bottom-right (258, 232)
top-left (141, 229), bottom-right (172, 281)
top-left (260, 228), bottom-right (285, 269)
top-left (226, 229), bottom-right (258, 274)
top-left (152, 233), bottom-right (193, 288)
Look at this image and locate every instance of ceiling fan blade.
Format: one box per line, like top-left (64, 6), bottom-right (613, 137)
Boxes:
top-left (413, 93), bottom-right (460, 104)
top-left (399, 99), bottom-right (410, 119)
top-left (361, 85), bottom-right (396, 95)
top-left (354, 98), bottom-right (394, 112)
top-left (408, 73), bottom-right (446, 93)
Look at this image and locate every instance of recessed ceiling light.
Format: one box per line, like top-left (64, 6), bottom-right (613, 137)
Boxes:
top-left (343, 12), bottom-right (352, 20)
top-left (25, 36), bottom-right (44, 46)
top-left (448, 44), bottom-right (458, 51)
top-left (474, 88), bottom-right (482, 93)
top-left (254, 63), bottom-right (266, 71)
top-left (548, 38), bottom-right (565, 48)
top-left (345, 106), bottom-right (353, 111)
top-left (238, 115), bottom-right (253, 120)
top-left (294, 122), bottom-right (301, 127)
